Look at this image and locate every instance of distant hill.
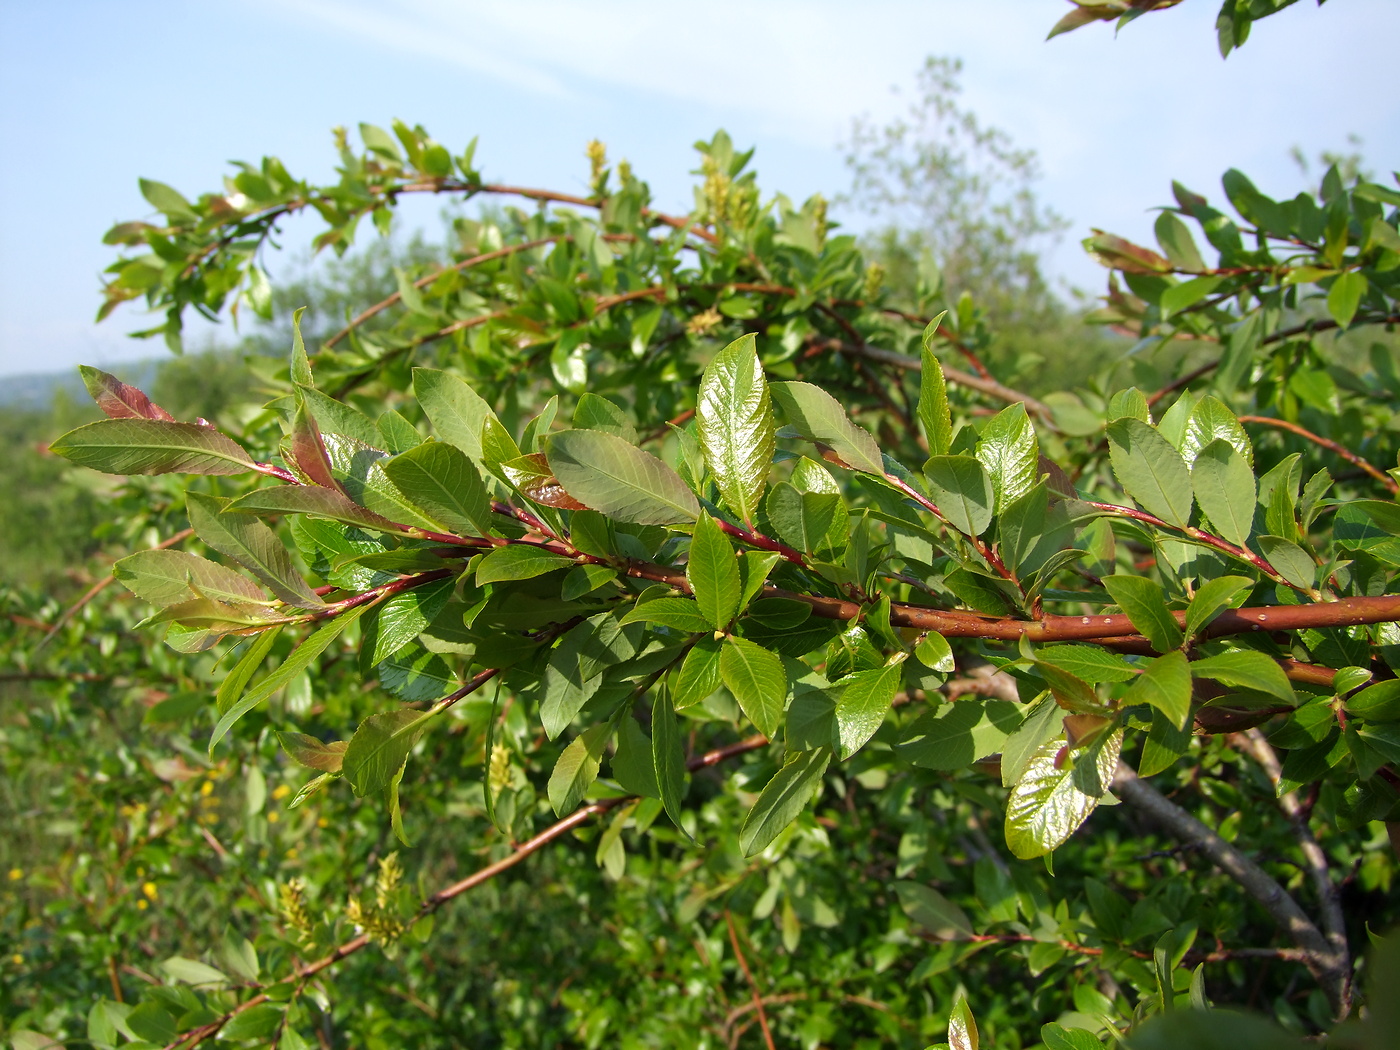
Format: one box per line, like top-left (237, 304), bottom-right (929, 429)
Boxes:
top-left (0, 361), bottom-right (159, 411)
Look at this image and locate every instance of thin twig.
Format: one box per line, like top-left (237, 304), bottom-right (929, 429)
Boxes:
top-left (725, 911), bottom-right (776, 1050)
top-left (1239, 415), bottom-right (1398, 495)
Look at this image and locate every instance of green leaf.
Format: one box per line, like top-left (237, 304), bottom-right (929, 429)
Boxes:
top-left (739, 747), bottom-right (830, 855)
top-left (1182, 396), bottom-right (1252, 468)
top-left (288, 307), bottom-right (313, 387)
top-left (1040, 1023), bottom-right (1103, 1050)
top-left (342, 709), bottom-right (431, 796)
top-left (687, 513), bottom-right (742, 630)
top-left (1124, 651), bottom-right (1192, 730)
top-left (1102, 575), bottom-right (1183, 652)
top-left (1191, 650), bottom-right (1295, 705)
top-left (1107, 417), bottom-right (1195, 527)
top-left (413, 367), bottom-right (497, 461)
top-left (186, 493), bottom-right (325, 609)
top-left (619, 596), bottom-right (711, 633)
top-left (894, 882), bottom-right (975, 941)
top-left (611, 715), bottom-right (660, 798)
top-left (1184, 575), bottom-right (1252, 640)
top-left (769, 381), bottom-right (885, 475)
top-left (924, 455), bottom-right (995, 536)
top-left (671, 637), bottom-right (723, 709)
top-left (919, 318), bottom-right (953, 456)
top-left (562, 563), bottom-right (618, 600)
top-left (215, 626), bottom-right (285, 718)
top-left (896, 699), bottom-right (1021, 770)
top-left (115, 549), bottom-right (267, 607)
top-left (227, 484), bottom-right (400, 534)
top-left (378, 648), bottom-right (455, 702)
top-left (361, 578), bottom-right (455, 669)
top-left (1327, 270), bottom-right (1367, 329)
top-left (546, 429), bottom-right (699, 525)
top-left (834, 662), bottom-right (902, 759)
top-left (50, 419), bottom-right (256, 476)
top-left (210, 606), bottom-right (368, 751)
top-left (975, 403), bottom-right (1038, 512)
top-left (720, 636), bottom-right (787, 737)
top-left (474, 544), bottom-right (574, 584)
top-left (140, 177), bottom-right (198, 220)
top-left (384, 440), bottom-right (494, 536)
top-left (697, 333), bottom-right (775, 526)
top-left (1160, 275), bottom-right (1223, 319)
top-left (1192, 439), bottom-right (1256, 547)
top-left (548, 723), bottom-right (610, 816)
top-left (1037, 645), bottom-right (1138, 683)
top-left (948, 993), bottom-right (979, 1050)
top-left (765, 482), bottom-right (840, 554)
top-left (1005, 731), bottom-right (1122, 859)
top-left (160, 956), bottom-right (229, 987)
top-left (915, 631), bottom-right (956, 673)
top-left (1345, 680), bottom-right (1400, 722)
top-left (217, 1005), bottom-right (284, 1042)
top-left (573, 393), bottom-right (637, 442)
top-left (1001, 692), bottom-right (1061, 787)
top-left (1154, 211), bottom-right (1207, 272)
top-left (1257, 535), bottom-right (1316, 590)
top-left (652, 689), bottom-right (688, 829)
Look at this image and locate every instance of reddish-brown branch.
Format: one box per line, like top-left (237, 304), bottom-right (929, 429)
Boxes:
top-left (725, 911), bottom-right (776, 1050)
top-left (1239, 415), bottom-right (1399, 495)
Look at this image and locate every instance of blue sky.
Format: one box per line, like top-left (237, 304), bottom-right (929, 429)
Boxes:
top-left (1, 0), bottom-right (1397, 379)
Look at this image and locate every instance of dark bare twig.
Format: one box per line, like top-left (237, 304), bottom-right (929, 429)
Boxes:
top-left (725, 911), bottom-right (776, 1050)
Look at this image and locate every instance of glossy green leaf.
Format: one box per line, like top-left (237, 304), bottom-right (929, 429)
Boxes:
top-left (384, 440), bottom-right (494, 536)
top-left (1184, 575), bottom-right (1252, 639)
top-left (770, 381), bottom-right (885, 475)
top-left (1036, 645), bottom-right (1138, 683)
top-left (697, 333), bottom-right (775, 526)
top-left (1190, 650), bottom-right (1295, 705)
top-left (474, 544), bottom-right (574, 584)
top-left (834, 662), bottom-right (902, 759)
top-left (948, 992), bottom-right (979, 1050)
top-left (896, 699), bottom-right (1021, 770)
top-left (1004, 731), bottom-right (1122, 859)
top-left (361, 578), bottom-right (455, 669)
top-left (671, 637), bottom-right (723, 710)
top-left (51, 419), bottom-right (256, 476)
top-left (1182, 396), bottom-right (1252, 468)
top-left (546, 429), bottom-right (699, 525)
top-left (765, 482), bottom-right (840, 554)
top-left (1107, 417), bottom-right (1194, 527)
top-left (919, 318), bottom-right (953, 456)
top-left (186, 492), bottom-right (325, 609)
top-left (652, 689), bottom-right (687, 829)
top-left (720, 636), bottom-right (787, 737)
top-left (739, 747), bottom-right (830, 856)
top-left (975, 403), bottom-right (1038, 512)
top-left (1192, 439), bottom-right (1256, 548)
top-left (915, 631), bottom-right (956, 673)
top-left (620, 596), bottom-right (711, 633)
top-left (1257, 535), bottom-right (1316, 589)
top-left (1123, 651), bottom-right (1192, 730)
top-left (215, 626), bottom-right (285, 718)
top-left (413, 367), bottom-right (497, 461)
top-left (548, 723), bottom-right (610, 816)
top-left (687, 513), bottom-right (742, 630)
top-left (924, 455), bottom-right (995, 536)
top-left (1345, 680), bottom-right (1400, 722)
top-left (1102, 575), bottom-right (1183, 652)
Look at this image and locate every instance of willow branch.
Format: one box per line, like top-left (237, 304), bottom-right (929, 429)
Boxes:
top-left (1111, 763), bottom-right (1350, 1018)
top-left (1239, 415), bottom-right (1398, 495)
top-left (725, 911), bottom-right (776, 1050)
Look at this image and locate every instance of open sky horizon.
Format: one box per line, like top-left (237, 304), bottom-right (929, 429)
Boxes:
top-left (1, 0), bottom-right (1397, 379)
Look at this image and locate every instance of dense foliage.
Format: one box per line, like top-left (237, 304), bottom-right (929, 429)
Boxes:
top-left (6, 3), bottom-right (1400, 1048)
